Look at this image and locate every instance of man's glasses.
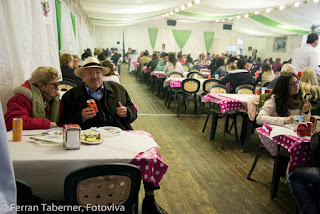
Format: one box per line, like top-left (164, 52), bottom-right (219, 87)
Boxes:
top-left (289, 80), bottom-right (301, 87)
top-left (46, 82), bottom-right (59, 88)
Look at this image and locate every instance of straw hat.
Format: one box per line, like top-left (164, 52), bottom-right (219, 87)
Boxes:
top-left (74, 56), bottom-right (110, 77)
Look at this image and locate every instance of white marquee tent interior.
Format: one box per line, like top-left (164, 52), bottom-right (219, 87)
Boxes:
top-left (0, 0), bottom-right (320, 112)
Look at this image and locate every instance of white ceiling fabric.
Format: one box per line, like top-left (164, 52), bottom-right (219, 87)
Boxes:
top-left (80, 0), bottom-right (320, 36)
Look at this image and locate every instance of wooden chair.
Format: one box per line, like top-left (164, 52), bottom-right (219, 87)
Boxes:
top-left (65, 164), bottom-right (141, 214)
top-left (177, 79), bottom-right (200, 118)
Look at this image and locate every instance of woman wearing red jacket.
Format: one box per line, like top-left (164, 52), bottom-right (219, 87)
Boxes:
top-left (5, 66), bottom-right (63, 131)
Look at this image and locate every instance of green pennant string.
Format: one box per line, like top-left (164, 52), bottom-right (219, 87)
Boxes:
top-left (204, 32), bottom-right (215, 52)
top-left (172, 30), bottom-right (192, 50)
top-left (148, 28), bottom-right (158, 49)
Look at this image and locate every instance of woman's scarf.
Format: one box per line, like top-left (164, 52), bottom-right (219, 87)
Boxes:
top-left (286, 95), bottom-right (303, 110)
top-left (30, 84), bottom-right (60, 124)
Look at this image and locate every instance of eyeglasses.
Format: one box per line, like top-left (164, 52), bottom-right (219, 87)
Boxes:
top-left (289, 80), bottom-right (301, 87)
top-left (46, 82), bottom-right (59, 88)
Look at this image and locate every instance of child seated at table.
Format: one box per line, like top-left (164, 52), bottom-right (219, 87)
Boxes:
top-left (256, 72), bottom-right (312, 126)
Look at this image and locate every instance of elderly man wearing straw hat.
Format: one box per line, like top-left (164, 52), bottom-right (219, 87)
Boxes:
top-left (61, 56), bottom-right (167, 214)
top-left (62, 56), bottom-right (136, 130)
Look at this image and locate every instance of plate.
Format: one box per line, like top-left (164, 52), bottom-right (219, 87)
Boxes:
top-left (96, 126), bottom-right (122, 135)
top-left (43, 128), bottom-right (63, 135)
top-left (81, 140), bottom-right (103, 145)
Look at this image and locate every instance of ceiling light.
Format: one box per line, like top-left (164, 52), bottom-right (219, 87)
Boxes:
top-left (254, 11), bottom-right (259, 15)
top-left (216, 19), bottom-right (220, 22)
top-left (266, 8), bottom-right (271, 13)
top-left (279, 5), bottom-right (285, 10)
top-left (244, 14), bottom-right (249, 18)
top-left (169, 11), bottom-right (174, 16)
top-left (228, 17), bottom-right (233, 20)
top-left (175, 8), bottom-right (179, 12)
top-left (313, 0), bottom-right (319, 3)
top-left (236, 16), bottom-right (240, 19)
top-left (194, 0), bottom-right (200, 4)
top-left (221, 19), bottom-right (225, 22)
top-left (166, 13), bottom-right (169, 17)
top-left (187, 2), bottom-right (192, 7)
top-left (294, 2), bottom-right (301, 7)
top-left (181, 5), bottom-right (186, 10)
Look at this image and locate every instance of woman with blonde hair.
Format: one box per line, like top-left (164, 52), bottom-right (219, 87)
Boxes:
top-left (5, 67), bottom-right (63, 130)
top-left (300, 67), bottom-right (320, 101)
top-left (255, 63), bottom-right (275, 87)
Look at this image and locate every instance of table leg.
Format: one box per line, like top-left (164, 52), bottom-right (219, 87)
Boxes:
top-left (210, 111), bottom-right (219, 141)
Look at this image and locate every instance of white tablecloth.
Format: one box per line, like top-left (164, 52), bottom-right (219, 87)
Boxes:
top-left (8, 130), bottom-right (159, 200)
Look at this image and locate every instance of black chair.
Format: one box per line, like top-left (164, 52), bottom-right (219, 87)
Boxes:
top-left (165, 72), bottom-right (184, 108)
top-left (64, 164), bottom-right (141, 214)
top-left (187, 72), bottom-right (204, 79)
top-left (177, 79), bottom-right (200, 118)
top-left (16, 181), bottom-right (34, 206)
top-left (240, 82), bottom-right (255, 89)
top-left (235, 85), bottom-right (255, 94)
top-left (199, 79), bottom-right (221, 114)
top-left (202, 84), bottom-right (238, 149)
top-left (263, 81), bottom-right (270, 88)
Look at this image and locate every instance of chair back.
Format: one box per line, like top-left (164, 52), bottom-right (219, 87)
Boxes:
top-left (58, 79), bottom-right (78, 91)
top-left (208, 84), bottom-right (229, 94)
top-left (191, 70), bottom-right (200, 73)
top-left (182, 65), bottom-right (189, 72)
top-left (235, 85), bottom-right (255, 94)
top-left (187, 72), bottom-right (204, 79)
top-left (64, 164), bottom-right (141, 211)
top-left (168, 72), bottom-right (183, 78)
top-left (202, 79), bottom-right (221, 93)
top-left (263, 81), bottom-right (270, 87)
top-left (182, 79), bottom-right (200, 94)
top-left (241, 82), bottom-right (255, 89)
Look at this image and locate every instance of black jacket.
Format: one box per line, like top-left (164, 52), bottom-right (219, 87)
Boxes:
top-left (61, 65), bottom-right (83, 85)
top-left (61, 82), bottom-right (137, 130)
top-left (220, 70), bottom-right (253, 92)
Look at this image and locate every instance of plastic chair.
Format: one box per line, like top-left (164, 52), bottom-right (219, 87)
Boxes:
top-left (165, 72), bottom-right (184, 108)
top-left (235, 85), bottom-right (255, 94)
top-left (182, 65), bottom-right (189, 72)
top-left (199, 79), bottom-right (222, 114)
top-left (241, 82), bottom-right (256, 89)
top-left (177, 79), bottom-right (200, 118)
top-left (187, 72), bottom-right (204, 79)
top-left (64, 164), bottom-right (141, 214)
top-left (58, 79), bottom-right (77, 91)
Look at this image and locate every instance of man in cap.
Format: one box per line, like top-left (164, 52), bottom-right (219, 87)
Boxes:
top-left (62, 57), bottom-right (167, 214)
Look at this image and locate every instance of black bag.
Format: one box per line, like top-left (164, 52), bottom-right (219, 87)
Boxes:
top-left (311, 132), bottom-right (320, 165)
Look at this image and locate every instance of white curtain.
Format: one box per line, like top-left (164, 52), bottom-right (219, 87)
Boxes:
top-left (94, 25), bottom-right (123, 50)
top-left (0, 0), bottom-right (60, 113)
top-left (60, 3), bottom-right (77, 55)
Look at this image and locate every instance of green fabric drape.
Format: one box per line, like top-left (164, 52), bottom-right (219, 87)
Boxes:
top-left (172, 30), bottom-right (192, 50)
top-left (250, 15), bottom-right (309, 34)
top-left (70, 12), bottom-right (76, 38)
top-left (204, 32), bottom-right (215, 52)
top-left (55, 0), bottom-right (61, 56)
top-left (148, 28), bottom-right (158, 49)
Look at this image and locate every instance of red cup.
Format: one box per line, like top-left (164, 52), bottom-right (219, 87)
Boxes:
top-left (306, 122), bottom-right (313, 136)
top-left (297, 123), bottom-right (307, 137)
top-left (265, 89), bottom-right (271, 94)
top-left (255, 88), bottom-right (260, 95)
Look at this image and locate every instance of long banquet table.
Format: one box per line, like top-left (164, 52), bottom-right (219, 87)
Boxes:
top-left (7, 129), bottom-right (168, 201)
